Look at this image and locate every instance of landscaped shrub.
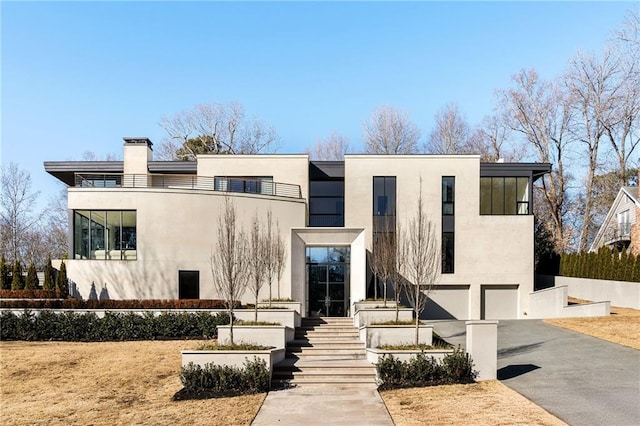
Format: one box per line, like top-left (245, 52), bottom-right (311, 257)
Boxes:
top-left (0, 310), bottom-right (231, 341)
top-left (559, 248), bottom-right (639, 282)
top-left (11, 260), bottom-right (23, 291)
top-left (376, 348), bottom-right (476, 390)
top-left (0, 298), bottom-right (233, 309)
top-left (175, 358), bottom-right (270, 400)
top-left (55, 261), bottom-right (68, 298)
top-left (25, 262), bottom-right (39, 290)
top-left (0, 255), bottom-right (10, 290)
top-left (0, 290), bottom-right (58, 299)
top-left (43, 255), bottom-right (54, 291)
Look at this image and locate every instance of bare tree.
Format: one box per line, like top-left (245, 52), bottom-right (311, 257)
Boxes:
top-left (371, 223), bottom-right (396, 308)
top-left (0, 163), bottom-right (42, 264)
top-left (363, 105), bottom-right (420, 154)
top-left (565, 49), bottom-right (621, 251)
top-left (602, 12), bottom-right (640, 186)
top-left (426, 103), bottom-right (471, 154)
top-left (273, 222), bottom-right (287, 300)
top-left (468, 114), bottom-right (518, 162)
top-left (500, 69), bottom-right (574, 251)
top-left (210, 198), bottom-right (249, 345)
top-left (306, 132), bottom-right (350, 160)
top-left (159, 102), bottom-right (279, 160)
top-left (397, 180), bottom-right (440, 345)
top-left (263, 210), bottom-right (276, 307)
top-left (247, 213), bottom-right (268, 322)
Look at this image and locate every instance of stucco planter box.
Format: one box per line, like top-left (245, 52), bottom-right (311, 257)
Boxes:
top-left (234, 309), bottom-right (301, 328)
top-left (359, 324), bottom-right (433, 348)
top-left (366, 348), bottom-right (454, 365)
top-left (258, 301), bottom-right (302, 315)
top-left (181, 348), bottom-right (286, 381)
top-left (354, 300), bottom-right (398, 312)
top-left (217, 325), bottom-right (294, 348)
top-left (353, 307), bottom-right (413, 328)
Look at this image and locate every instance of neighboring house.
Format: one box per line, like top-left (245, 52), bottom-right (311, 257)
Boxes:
top-left (44, 137), bottom-right (550, 320)
top-left (589, 185), bottom-right (640, 255)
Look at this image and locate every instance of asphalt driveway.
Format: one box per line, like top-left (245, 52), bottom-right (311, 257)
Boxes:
top-left (433, 319), bottom-right (640, 426)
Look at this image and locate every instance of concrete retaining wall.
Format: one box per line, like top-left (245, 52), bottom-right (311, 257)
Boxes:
top-left (528, 286), bottom-right (610, 319)
top-left (538, 275), bottom-right (639, 310)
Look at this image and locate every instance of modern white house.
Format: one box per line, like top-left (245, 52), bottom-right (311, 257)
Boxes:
top-left (44, 137), bottom-right (550, 320)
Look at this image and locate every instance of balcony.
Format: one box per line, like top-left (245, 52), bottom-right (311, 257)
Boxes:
top-left (603, 222), bottom-right (632, 246)
top-left (74, 173), bottom-right (302, 199)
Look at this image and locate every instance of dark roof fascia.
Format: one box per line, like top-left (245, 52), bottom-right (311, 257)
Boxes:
top-left (148, 161), bottom-right (197, 174)
top-left (44, 161), bottom-right (124, 186)
top-left (44, 160), bottom-right (197, 185)
top-left (480, 163), bottom-right (551, 181)
top-left (309, 161), bottom-right (345, 179)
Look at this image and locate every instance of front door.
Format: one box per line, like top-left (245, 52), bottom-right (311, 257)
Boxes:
top-left (306, 247), bottom-right (350, 317)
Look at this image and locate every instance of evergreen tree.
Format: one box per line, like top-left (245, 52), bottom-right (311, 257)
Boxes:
top-left (43, 255), bottom-right (53, 291)
top-left (25, 261), bottom-right (39, 290)
top-left (0, 255), bottom-right (9, 290)
top-left (11, 260), bottom-right (23, 290)
top-left (55, 260), bottom-right (68, 298)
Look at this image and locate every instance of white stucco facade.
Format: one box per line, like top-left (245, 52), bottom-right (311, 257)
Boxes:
top-left (46, 138), bottom-right (548, 319)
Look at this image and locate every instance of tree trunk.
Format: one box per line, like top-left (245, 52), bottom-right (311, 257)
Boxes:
top-left (229, 307), bottom-right (234, 346)
top-left (414, 285), bottom-right (420, 346)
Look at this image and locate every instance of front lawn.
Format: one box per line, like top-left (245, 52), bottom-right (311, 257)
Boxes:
top-left (0, 340), bottom-right (265, 425)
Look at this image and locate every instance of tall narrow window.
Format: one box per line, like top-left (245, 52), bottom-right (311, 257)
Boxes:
top-left (442, 177), bottom-right (455, 273)
top-left (373, 176), bottom-right (396, 232)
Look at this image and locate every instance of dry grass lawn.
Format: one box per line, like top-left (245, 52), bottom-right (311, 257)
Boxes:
top-left (545, 300), bottom-right (640, 350)
top-left (0, 340), bottom-right (265, 426)
top-left (381, 381), bottom-right (567, 426)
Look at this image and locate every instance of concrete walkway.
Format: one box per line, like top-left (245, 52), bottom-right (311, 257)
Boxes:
top-left (434, 319), bottom-right (640, 426)
top-left (252, 384), bottom-right (393, 425)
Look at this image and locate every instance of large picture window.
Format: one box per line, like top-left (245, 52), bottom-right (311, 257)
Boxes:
top-left (480, 177), bottom-right (529, 215)
top-left (74, 210), bottom-right (137, 260)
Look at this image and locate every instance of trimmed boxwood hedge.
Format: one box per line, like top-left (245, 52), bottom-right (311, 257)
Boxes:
top-left (0, 310), bottom-right (231, 341)
top-left (0, 290), bottom-right (58, 299)
top-left (174, 358), bottom-right (270, 400)
top-left (376, 348), bottom-right (476, 390)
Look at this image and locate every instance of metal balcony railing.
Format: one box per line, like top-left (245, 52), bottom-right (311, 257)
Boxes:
top-left (604, 222), bottom-right (632, 244)
top-left (74, 173), bottom-right (302, 199)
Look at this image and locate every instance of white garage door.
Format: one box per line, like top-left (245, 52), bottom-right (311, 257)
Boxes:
top-left (425, 285), bottom-right (470, 320)
top-left (481, 285), bottom-right (519, 319)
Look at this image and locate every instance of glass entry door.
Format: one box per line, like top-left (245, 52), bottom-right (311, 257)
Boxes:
top-left (306, 247), bottom-right (350, 317)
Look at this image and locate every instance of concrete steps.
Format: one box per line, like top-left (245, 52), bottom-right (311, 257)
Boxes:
top-left (271, 317), bottom-right (377, 388)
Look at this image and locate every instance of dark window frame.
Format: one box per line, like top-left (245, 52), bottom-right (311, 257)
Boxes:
top-left (479, 176), bottom-right (530, 216)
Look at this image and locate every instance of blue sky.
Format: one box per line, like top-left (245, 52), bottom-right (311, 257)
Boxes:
top-left (1, 1), bottom-right (636, 206)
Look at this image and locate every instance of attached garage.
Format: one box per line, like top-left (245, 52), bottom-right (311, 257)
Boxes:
top-left (425, 285), bottom-right (470, 320)
top-left (481, 285), bottom-right (519, 319)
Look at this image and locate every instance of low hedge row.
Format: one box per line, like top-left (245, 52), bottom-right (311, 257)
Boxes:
top-left (0, 290), bottom-right (58, 299)
top-left (0, 310), bottom-right (231, 341)
top-left (376, 348), bottom-right (476, 390)
top-left (0, 298), bottom-right (234, 310)
top-left (175, 358), bottom-right (270, 400)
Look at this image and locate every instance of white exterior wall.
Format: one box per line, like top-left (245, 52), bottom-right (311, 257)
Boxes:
top-left (344, 155), bottom-right (534, 319)
top-left (67, 188), bottom-right (305, 301)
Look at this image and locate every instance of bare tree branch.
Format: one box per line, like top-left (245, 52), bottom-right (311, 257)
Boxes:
top-left (306, 132), bottom-right (350, 160)
top-left (363, 105), bottom-right (420, 154)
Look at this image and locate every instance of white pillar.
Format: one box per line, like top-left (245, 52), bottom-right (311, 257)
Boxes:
top-left (465, 320), bottom-right (498, 381)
